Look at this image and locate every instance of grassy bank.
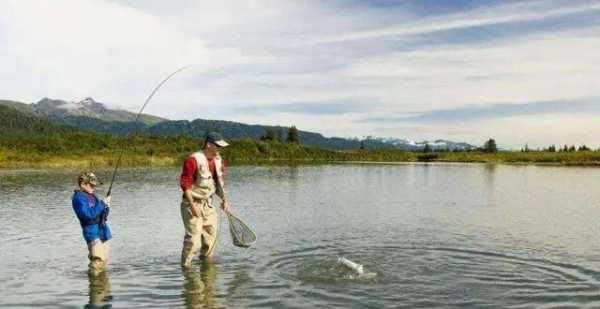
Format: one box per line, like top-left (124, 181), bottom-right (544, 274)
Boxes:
top-left (2, 132), bottom-right (600, 169)
top-left (432, 151), bottom-right (600, 165)
top-left (0, 133), bottom-right (414, 168)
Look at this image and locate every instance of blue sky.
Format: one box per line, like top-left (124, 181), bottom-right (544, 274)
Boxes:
top-left (1, 0), bottom-right (600, 148)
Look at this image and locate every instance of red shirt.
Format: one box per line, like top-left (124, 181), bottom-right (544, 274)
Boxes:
top-left (180, 156), bottom-right (226, 192)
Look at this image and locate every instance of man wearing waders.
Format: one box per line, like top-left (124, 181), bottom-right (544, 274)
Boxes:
top-left (179, 132), bottom-right (231, 267)
top-left (72, 172), bottom-right (112, 275)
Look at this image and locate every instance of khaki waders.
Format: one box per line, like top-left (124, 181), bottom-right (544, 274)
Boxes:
top-left (181, 199), bottom-right (218, 267)
top-left (88, 240), bottom-right (110, 274)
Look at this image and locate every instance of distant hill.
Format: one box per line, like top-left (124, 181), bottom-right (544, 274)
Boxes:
top-left (0, 98), bottom-right (476, 151)
top-left (2, 97), bottom-right (165, 125)
top-left (143, 119), bottom-right (399, 150)
top-left (0, 99), bottom-right (34, 114)
top-left (0, 104), bottom-right (74, 135)
top-left (0, 98), bottom-right (392, 150)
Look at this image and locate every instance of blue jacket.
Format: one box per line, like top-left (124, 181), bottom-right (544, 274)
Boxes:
top-left (72, 190), bottom-right (112, 244)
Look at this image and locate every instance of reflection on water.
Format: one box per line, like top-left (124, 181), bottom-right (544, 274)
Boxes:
top-left (226, 265), bottom-right (252, 303)
top-left (2, 164), bottom-right (600, 308)
top-left (87, 271), bottom-right (112, 309)
top-left (182, 261), bottom-right (217, 309)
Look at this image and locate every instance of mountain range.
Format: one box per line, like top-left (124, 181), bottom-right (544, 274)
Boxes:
top-left (0, 97), bottom-right (476, 151)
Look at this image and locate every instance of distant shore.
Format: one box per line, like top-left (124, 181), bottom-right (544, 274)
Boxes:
top-left (2, 140), bottom-right (600, 169)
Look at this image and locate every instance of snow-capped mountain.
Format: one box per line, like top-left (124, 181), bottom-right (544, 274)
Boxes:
top-left (31, 97), bottom-right (165, 124)
top-left (361, 136), bottom-right (476, 151)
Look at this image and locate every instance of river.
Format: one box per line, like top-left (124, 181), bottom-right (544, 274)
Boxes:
top-left (1, 163), bottom-right (600, 308)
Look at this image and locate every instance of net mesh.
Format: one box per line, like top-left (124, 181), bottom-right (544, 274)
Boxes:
top-left (227, 212), bottom-right (256, 248)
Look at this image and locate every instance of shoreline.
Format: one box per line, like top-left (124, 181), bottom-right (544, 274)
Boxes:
top-left (3, 137), bottom-right (600, 169)
top-left (3, 156), bottom-right (600, 170)
top-left (3, 135), bottom-right (600, 169)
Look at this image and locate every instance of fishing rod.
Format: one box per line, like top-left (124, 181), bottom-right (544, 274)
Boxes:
top-left (106, 65), bottom-right (191, 197)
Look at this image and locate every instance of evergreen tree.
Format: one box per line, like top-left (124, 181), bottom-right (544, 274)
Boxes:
top-left (483, 138), bottom-right (498, 153)
top-left (287, 125), bottom-right (300, 144)
top-left (261, 127), bottom-right (276, 141)
top-left (423, 143), bottom-right (432, 153)
top-left (578, 145), bottom-right (590, 151)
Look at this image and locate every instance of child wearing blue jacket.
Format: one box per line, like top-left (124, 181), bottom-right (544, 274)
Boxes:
top-left (72, 172), bottom-right (112, 274)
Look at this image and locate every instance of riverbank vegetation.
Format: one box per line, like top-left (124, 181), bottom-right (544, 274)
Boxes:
top-left (2, 104), bottom-right (600, 169)
top-left (2, 132), bottom-right (600, 169)
top-left (0, 132), bottom-right (414, 168)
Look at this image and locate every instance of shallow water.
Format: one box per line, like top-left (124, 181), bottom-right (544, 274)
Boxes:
top-left (1, 163), bottom-right (600, 308)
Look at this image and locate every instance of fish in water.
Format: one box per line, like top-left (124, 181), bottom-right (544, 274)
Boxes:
top-left (337, 257), bottom-right (364, 275)
top-left (338, 257), bottom-right (377, 279)
top-left (337, 257), bottom-right (377, 279)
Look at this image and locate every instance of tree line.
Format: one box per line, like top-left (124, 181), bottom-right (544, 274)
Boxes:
top-left (260, 126), bottom-right (300, 144)
top-left (522, 144), bottom-right (593, 152)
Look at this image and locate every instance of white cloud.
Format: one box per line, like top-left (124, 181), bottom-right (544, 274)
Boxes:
top-left (303, 1), bottom-right (600, 45)
top-left (344, 31), bottom-right (600, 110)
top-left (0, 0), bottom-right (248, 104)
top-left (1, 0), bottom-right (600, 148)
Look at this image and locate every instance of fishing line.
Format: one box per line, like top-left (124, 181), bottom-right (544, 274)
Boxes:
top-left (106, 65), bottom-right (190, 197)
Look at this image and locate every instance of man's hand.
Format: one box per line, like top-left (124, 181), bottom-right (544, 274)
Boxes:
top-left (221, 200), bottom-right (230, 214)
top-left (189, 202), bottom-right (201, 217)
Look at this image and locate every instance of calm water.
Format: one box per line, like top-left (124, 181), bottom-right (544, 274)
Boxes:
top-left (1, 163), bottom-right (600, 308)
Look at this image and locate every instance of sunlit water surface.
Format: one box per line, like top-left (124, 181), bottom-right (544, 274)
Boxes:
top-left (1, 164), bottom-right (600, 308)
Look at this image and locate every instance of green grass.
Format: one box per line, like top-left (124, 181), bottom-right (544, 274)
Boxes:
top-left (435, 151), bottom-right (600, 165)
top-left (2, 132), bottom-right (600, 169)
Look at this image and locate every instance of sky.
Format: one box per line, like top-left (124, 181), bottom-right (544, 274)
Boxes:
top-left (1, 0), bottom-right (600, 148)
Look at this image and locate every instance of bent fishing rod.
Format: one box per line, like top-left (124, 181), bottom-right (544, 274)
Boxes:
top-left (106, 66), bottom-right (190, 198)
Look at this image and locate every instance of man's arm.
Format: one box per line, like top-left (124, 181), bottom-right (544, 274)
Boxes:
top-left (180, 156), bottom-right (200, 216)
top-left (216, 159), bottom-right (230, 212)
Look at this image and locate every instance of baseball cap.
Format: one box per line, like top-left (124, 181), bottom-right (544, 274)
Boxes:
top-left (205, 132), bottom-right (229, 147)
